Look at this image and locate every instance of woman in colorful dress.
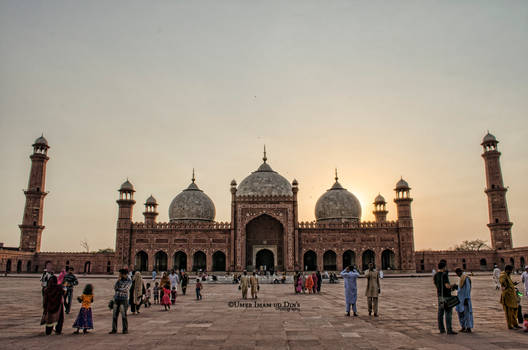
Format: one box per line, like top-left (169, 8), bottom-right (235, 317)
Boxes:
top-left (73, 284), bottom-right (94, 334)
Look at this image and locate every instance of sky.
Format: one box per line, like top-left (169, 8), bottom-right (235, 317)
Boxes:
top-left (0, 0), bottom-right (527, 252)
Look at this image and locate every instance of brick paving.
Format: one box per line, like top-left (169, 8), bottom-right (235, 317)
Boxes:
top-left (0, 275), bottom-right (527, 349)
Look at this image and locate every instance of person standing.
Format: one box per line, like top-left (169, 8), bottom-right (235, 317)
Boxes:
top-left (250, 272), bottom-right (259, 299)
top-left (240, 271), bottom-right (250, 299)
top-left (109, 269), bottom-right (132, 334)
top-left (63, 267), bottom-right (78, 314)
top-left (340, 265), bottom-right (360, 316)
top-left (305, 274), bottom-right (314, 294)
top-left (72, 284), bottom-right (94, 334)
top-left (365, 263), bottom-right (380, 317)
top-left (521, 265), bottom-right (528, 297)
top-left (159, 272), bottom-right (170, 304)
top-left (493, 265), bottom-right (501, 290)
top-left (196, 279), bottom-right (203, 300)
top-left (181, 272), bottom-right (189, 296)
top-left (311, 272), bottom-right (318, 294)
top-left (40, 262), bottom-right (54, 296)
top-left (40, 275), bottom-right (65, 335)
top-left (434, 261), bottom-right (458, 335)
top-left (169, 269), bottom-right (179, 292)
top-left (455, 268), bottom-right (473, 333)
top-left (151, 269), bottom-right (157, 283)
top-left (316, 271), bottom-right (322, 293)
top-left (130, 271), bottom-right (145, 314)
top-left (499, 265), bottom-right (521, 330)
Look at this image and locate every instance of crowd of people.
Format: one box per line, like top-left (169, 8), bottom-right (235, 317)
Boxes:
top-left (37, 261), bottom-right (528, 336)
top-left (434, 262), bottom-right (528, 335)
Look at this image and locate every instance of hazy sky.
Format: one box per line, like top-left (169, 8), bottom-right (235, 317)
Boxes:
top-left (0, 1), bottom-right (527, 252)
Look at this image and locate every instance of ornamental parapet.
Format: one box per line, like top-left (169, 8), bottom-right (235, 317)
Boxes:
top-left (298, 220), bottom-right (399, 229)
top-left (132, 221), bottom-right (231, 230)
top-left (235, 194), bottom-right (294, 202)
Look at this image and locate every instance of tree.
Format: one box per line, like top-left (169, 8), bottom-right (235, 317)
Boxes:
top-left (454, 239), bottom-right (490, 251)
top-left (80, 238), bottom-right (90, 253)
top-left (96, 248), bottom-right (114, 253)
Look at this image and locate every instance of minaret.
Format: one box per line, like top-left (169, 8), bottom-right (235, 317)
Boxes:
top-left (481, 132), bottom-right (513, 250)
top-left (19, 135), bottom-right (50, 252)
top-left (143, 195), bottom-right (158, 225)
top-left (115, 179), bottom-right (136, 269)
top-left (394, 178), bottom-right (415, 271)
top-left (373, 194), bottom-right (388, 222)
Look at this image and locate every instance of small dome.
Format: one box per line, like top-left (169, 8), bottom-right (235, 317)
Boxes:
top-left (34, 135), bottom-right (48, 146)
top-left (374, 194), bottom-right (385, 204)
top-left (395, 178), bottom-right (409, 190)
top-left (145, 195), bottom-right (157, 205)
top-left (292, 179), bottom-right (298, 186)
top-left (315, 177), bottom-right (362, 222)
top-left (119, 179), bottom-right (135, 192)
top-left (482, 132), bottom-right (497, 144)
top-left (230, 179), bottom-right (237, 186)
top-left (169, 180), bottom-right (215, 222)
top-left (236, 155), bottom-right (293, 197)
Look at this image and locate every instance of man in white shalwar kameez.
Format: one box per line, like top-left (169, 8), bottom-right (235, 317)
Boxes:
top-left (493, 265), bottom-right (501, 290)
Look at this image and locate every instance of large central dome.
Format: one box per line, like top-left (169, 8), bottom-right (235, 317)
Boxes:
top-left (169, 175), bottom-right (215, 222)
top-left (315, 173), bottom-right (361, 222)
top-left (236, 152), bottom-right (293, 197)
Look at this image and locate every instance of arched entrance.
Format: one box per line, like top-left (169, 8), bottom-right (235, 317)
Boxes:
top-left (107, 261), bottom-right (112, 273)
top-left (362, 250), bottom-right (375, 271)
top-left (303, 250), bottom-right (317, 271)
top-left (381, 249), bottom-right (395, 270)
top-left (174, 251), bottom-right (187, 271)
top-left (26, 260), bottom-right (32, 273)
top-left (255, 249), bottom-right (274, 271)
top-left (16, 260), bottom-right (22, 273)
top-left (154, 251), bottom-right (168, 271)
top-left (135, 251), bottom-right (148, 271)
top-left (343, 250), bottom-right (355, 269)
top-left (212, 251), bottom-right (226, 271)
top-left (245, 214), bottom-right (284, 271)
top-left (193, 251), bottom-right (206, 271)
top-left (480, 258), bottom-right (487, 270)
top-left (6, 259), bottom-right (11, 273)
top-left (84, 261), bottom-right (91, 274)
top-left (323, 250), bottom-right (337, 271)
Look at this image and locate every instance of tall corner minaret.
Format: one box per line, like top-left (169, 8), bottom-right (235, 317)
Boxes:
top-left (19, 135), bottom-right (50, 252)
top-left (394, 178), bottom-right (415, 270)
top-left (481, 132), bottom-right (513, 250)
top-left (115, 179), bottom-right (136, 269)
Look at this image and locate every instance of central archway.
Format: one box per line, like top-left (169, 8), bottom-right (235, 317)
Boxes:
top-left (255, 249), bottom-right (274, 271)
top-left (245, 214), bottom-right (283, 271)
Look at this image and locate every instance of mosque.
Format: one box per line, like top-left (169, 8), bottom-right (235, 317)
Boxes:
top-left (0, 133), bottom-right (527, 274)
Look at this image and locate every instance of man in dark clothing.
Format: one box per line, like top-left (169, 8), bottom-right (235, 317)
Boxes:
top-left (110, 269), bottom-right (132, 334)
top-left (181, 272), bottom-right (188, 295)
top-left (63, 267), bottom-right (78, 314)
top-left (434, 261), bottom-right (458, 335)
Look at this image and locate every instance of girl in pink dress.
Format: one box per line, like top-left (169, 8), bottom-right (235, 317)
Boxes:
top-left (161, 284), bottom-right (171, 311)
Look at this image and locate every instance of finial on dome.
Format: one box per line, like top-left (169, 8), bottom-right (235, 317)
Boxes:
top-left (263, 145), bottom-right (267, 163)
top-left (335, 168), bottom-right (338, 182)
top-left (192, 168), bottom-right (195, 183)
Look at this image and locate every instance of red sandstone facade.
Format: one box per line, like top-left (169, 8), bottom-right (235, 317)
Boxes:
top-left (0, 133), bottom-right (526, 274)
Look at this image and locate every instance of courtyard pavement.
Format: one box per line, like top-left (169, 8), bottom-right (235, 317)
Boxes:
top-left (0, 274), bottom-right (527, 349)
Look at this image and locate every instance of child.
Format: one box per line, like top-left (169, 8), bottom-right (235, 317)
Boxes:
top-left (171, 286), bottom-right (177, 305)
top-left (161, 283), bottom-right (171, 311)
top-left (145, 283), bottom-right (152, 308)
top-left (153, 282), bottom-right (160, 305)
top-left (196, 279), bottom-right (203, 300)
top-left (72, 284), bottom-right (94, 334)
